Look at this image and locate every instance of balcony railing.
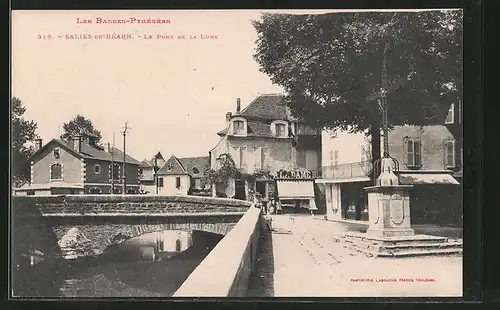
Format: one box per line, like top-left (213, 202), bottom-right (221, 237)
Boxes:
top-left (322, 161), bottom-right (373, 180)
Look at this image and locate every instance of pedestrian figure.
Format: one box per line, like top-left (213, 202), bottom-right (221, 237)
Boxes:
top-left (275, 199), bottom-right (282, 214)
top-left (268, 198), bottom-right (275, 215)
top-left (255, 193), bottom-right (264, 213)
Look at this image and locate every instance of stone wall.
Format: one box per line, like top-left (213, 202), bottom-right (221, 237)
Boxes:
top-left (14, 195), bottom-right (251, 215)
top-left (173, 207), bottom-right (262, 297)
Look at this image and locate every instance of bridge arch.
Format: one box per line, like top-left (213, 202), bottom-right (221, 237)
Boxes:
top-left (53, 221), bottom-right (237, 258)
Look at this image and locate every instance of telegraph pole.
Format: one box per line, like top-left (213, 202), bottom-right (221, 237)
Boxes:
top-left (111, 133), bottom-right (115, 194)
top-left (121, 122), bottom-right (130, 194)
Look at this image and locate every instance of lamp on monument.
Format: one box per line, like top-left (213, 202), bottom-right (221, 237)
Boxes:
top-left (372, 89), bottom-right (400, 186)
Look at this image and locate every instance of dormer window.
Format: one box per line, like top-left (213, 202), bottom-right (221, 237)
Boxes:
top-left (192, 167), bottom-right (199, 174)
top-left (276, 124), bottom-right (286, 137)
top-left (271, 120), bottom-right (288, 138)
top-left (233, 120), bottom-right (245, 135)
top-left (230, 117), bottom-right (247, 136)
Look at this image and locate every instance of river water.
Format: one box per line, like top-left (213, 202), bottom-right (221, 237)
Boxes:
top-left (12, 230), bottom-right (222, 297)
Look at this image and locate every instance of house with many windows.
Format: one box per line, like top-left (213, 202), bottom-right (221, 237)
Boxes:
top-left (318, 105), bottom-right (463, 226)
top-left (138, 152), bottom-right (166, 194)
top-left (15, 132), bottom-right (141, 196)
top-left (155, 155), bottom-right (210, 196)
top-left (209, 94), bottom-right (322, 213)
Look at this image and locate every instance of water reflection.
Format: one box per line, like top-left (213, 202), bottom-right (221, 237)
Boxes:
top-left (13, 230), bottom-right (222, 297)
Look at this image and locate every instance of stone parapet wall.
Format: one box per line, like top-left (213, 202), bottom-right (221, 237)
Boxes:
top-left (173, 206), bottom-right (262, 297)
top-left (13, 195), bottom-right (251, 215)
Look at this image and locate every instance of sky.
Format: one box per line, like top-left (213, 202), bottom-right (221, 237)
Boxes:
top-left (11, 9), bottom-right (451, 161)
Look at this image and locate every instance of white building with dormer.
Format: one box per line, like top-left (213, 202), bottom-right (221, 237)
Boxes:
top-left (208, 94), bottom-right (322, 213)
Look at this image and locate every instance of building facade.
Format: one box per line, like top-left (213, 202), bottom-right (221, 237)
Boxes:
top-left (155, 155), bottom-right (210, 196)
top-left (138, 152), bottom-right (166, 194)
top-left (319, 121), bottom-right (462, 226)
top-left (15, 133), bottom-right (141, 196)
top-left (209, 94), bottom-right (322, 213)
top-left (444, 97), bottom-right (463, 185)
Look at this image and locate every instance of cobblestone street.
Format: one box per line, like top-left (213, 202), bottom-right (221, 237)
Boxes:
top-left (248, 215), bottom-right (462, 297)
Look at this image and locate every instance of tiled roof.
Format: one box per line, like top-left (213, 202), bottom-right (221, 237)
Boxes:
top-left (156, 155), bottom-right (209, 176)
top-left (156, 155), bottom-right (186, 175)
top-left (217, 128), bottom-right (228, 136)
top-left (139, 152), bottom-right (166, 168)
top-left (239, 94), bottom-right (289, 121)
top-left (247, 121), bottom-right (273, 137)
top-left (139, 160), bottom-right (153, 168)
top-left (38, 139), bottom-right (141, 164)
top-left (178, 156), bottom-right (210, 177)
top-left (217, 94), bottom-right (295, 137)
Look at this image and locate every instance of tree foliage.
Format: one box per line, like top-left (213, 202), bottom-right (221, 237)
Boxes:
top-left (203, 153), bottom-right (276, 186)
top-left (11, 97), bottom-right (38, 186)
top-left (253, 10), bottom-right (463, 163)
top-left (60, 115), bottom-right (102, 144)
top-left (203, 154), bottom-right (242, 185)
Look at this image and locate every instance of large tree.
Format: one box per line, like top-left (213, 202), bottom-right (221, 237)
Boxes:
top-left (60, 114), bottom-right (102, 144)
top-left (12, 97), bottom-right (38, 186)
top-left (253, 10), bottom-right (462, 169)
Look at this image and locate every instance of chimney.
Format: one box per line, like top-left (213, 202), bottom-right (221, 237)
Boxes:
top-left (107, 142), bottom-right (111, 153)
top-left (73, 135), bottom-right (82, 153)
top-left (34, 138), bottom-right (42, 152)
top-left (236, 98), bottom-right (241, 113)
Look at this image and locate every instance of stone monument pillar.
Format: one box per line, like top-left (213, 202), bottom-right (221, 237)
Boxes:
top-left (364, 185), bottom-right (414, 237)
top-left (364, 157), bottom-right (415, 237)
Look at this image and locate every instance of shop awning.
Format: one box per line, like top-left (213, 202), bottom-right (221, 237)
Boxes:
top-left (398, 173), bottom-right (459, 185)
top-left (276, 180), bottom-right (315, 199)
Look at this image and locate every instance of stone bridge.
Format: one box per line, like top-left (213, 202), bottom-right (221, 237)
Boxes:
top-left (12, 195), bottom-right (252, 260)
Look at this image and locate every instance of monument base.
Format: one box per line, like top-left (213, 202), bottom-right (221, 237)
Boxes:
top-left (341, 232), bottom-right (463, 258)
top-left (366, 227), bottom-right (415, 238)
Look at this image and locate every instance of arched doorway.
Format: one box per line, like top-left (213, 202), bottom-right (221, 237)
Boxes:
top-left (175, 239), bottom-right (181, 252)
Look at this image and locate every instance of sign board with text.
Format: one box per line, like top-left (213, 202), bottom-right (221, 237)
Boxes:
top-left (276, 169), bottom-right (320, 180)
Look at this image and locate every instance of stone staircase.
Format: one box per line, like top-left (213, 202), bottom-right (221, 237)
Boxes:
top-left (341, 232), bottom-right (463, 258)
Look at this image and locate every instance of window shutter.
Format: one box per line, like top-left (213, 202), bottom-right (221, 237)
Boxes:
top-left (254, 147), bottom-right (262, 169)
top-left (240, 147), bottom-right (247, 169)
top-left (235, 147), bottom-right (241, 168)
top-left (229, 145), bottom-right (238, 167)
top-left (262, 148), bottom-right (268, 169)
top-left (444, 140), bottom-right (457, 168)
top-left (414, 141), bottom-right (422, 167)
top-left (406, 140), bottom-right (414, 167)
top-left (454, 140), bottom-right (461, 168)
top-left (458, 99), bottom-right (462, 123)
top-left (248, 147), bottom-right (254, 172)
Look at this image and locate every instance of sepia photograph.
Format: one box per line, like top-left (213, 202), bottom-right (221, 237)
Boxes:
top-left (11, 9), bottom-right (463, 298)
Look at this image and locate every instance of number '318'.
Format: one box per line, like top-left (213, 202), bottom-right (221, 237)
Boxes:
top-left (37, 34), bottom-right (53, 40)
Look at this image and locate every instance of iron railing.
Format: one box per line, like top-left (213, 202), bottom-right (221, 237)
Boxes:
top-left (321, 161), bottom-right (373, 180)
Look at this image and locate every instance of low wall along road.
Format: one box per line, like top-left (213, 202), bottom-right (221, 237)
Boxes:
top-left (173, 206), bottom-right (263, 297)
